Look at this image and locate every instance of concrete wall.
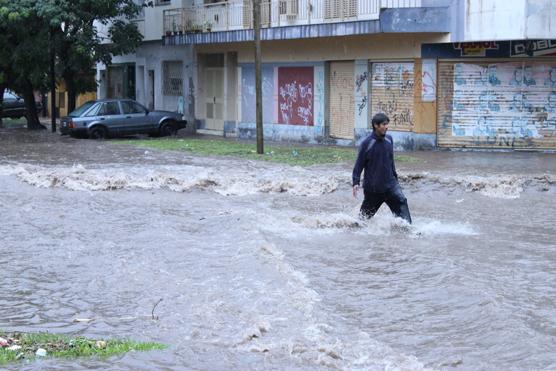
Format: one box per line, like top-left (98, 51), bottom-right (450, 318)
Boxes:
top-left (195, 33), bottom-right (449, 62)
top-left (455, 0), bottom-right (556, 42)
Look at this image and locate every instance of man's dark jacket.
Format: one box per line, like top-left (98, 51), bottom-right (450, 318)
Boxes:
top-left (352, 132), bottom-right (398, 193)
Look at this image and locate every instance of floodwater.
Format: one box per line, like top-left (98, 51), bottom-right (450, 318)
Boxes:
top-left (1, 129), bottom-right (555, 370)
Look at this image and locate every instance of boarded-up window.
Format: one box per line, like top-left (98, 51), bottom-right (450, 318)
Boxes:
top-left (438, 61), bottom-right (556, 149)
top-left (370, 62), bottom-right (414, 131)
top-left (163, 61), bottom-right (183, 96)
top-left (278, 67), bottom-right (314, 125)
top-left (329, 61), bottom-right (355, 139)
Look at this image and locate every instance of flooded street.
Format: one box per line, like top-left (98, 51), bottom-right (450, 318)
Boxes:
top-left (1, 129), bottom-right (555, 370)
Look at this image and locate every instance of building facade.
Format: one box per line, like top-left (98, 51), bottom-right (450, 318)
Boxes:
top-left (97, 0), bottom-right (556, 150)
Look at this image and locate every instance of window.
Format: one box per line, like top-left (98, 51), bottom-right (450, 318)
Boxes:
top-left (84, 103), bottom-right (102, 117)
top-left (155, 0), bottom-right (171, 5)
top-left (3, 91), bottom-right (18, 100)
top-left (100, 102), bottom-right (121, 116)
top-left (133, 0), bottom-right (146, 18)
top-left (70, 101), bottom-right (96, 117)
top-left (121, 100), bottom-right (147, 114)
top-left (163, 61), bottom-right (183, 96)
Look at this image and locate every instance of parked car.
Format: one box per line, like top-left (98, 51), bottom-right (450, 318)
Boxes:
top-left (60, 99), bottom-right (187, 139)
top-left (1, 90), bottom-right (42, 119)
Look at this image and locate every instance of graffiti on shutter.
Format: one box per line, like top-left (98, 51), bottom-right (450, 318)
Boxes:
top-left (277, 67), bottom-right (314, 126)
top-left (370, 62), bottom-right (414, 131)
top-left (438, 61), bottom-right (556, 149)
top-left (329, 61), bottom-right (355, 139)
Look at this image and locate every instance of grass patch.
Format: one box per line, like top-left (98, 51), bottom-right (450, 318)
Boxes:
top-left (0, 331), bottom-right (166, 366)
top-left (118, 137), bottom-right (418, 166)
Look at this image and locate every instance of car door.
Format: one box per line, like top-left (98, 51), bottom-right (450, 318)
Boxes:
top-left (120, 100), bottom-right (150, 134)
top-left (2, 91), bottom-right (23, 118)
top-left (98, 101), bottom-right (125, 135)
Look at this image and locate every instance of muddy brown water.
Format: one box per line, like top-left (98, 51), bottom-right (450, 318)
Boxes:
top-left (1, 129), bottom-right (555, 370)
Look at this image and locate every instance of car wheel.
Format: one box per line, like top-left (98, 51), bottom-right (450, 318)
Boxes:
top-left (89, 126), bottom-right (108, 140)
top-left (160, 121), bottom-right (177, 137)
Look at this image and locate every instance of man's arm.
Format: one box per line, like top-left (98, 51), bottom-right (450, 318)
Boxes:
top-left (352, 140), bottom-right (368, 187)
top-left (390, 136), bottom-right (398, 180)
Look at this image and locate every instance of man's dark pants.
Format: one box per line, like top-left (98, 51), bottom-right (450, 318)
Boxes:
top-left (361, 184), bottom-right (412, 224)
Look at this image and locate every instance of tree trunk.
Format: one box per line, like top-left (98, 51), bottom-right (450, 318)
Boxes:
top-left (23, 80), bottom-right (45, 130)
top-left (0, 84), bottom-right (5, 128)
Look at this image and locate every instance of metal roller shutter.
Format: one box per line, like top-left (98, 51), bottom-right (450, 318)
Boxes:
top-left (438, 60), bottom-right (556, 149)
top-left (329, 61), bottom-right (355, 139)
top-left (370, 62), bottom-right (414, 132)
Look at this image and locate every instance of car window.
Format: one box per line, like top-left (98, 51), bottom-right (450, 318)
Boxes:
top-left (100, 102), bottom-right (121, 116)
top-left (69, 101), bottom-right (96, 117)
top-left (121, 101), bottom-right (146, 114)
top-left (84, 103), bottom-right (102, 117)
top-left (3, 91), bottom-right (18, 100)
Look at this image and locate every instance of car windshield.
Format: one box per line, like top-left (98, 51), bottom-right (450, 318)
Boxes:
top-left (3, 91), bottom-right (19, 100)
top-left (69, 101), bottom-right (96, 117)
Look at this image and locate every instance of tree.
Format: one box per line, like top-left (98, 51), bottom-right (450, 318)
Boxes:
top-left (0, 0), bottom-right (144, 129)
top-left (48, 0), bottom-right (144, 113)
top-left (0, 1), bottom-right (50, 129)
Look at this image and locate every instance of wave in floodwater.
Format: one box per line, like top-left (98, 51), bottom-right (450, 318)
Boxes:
top-left (400, 172), bottom-right (555, 199)
top-left (0, 163), bottom-right (344, 197)
top-left (0, 163), bottom-right (554, 199)
top-left (290, 211), bottom-right (478, 238)
top-left (240, 242), bottom-right (431, 370)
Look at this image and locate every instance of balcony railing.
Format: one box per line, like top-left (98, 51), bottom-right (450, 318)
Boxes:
top-left (163, 0), bottom-right (421, 34)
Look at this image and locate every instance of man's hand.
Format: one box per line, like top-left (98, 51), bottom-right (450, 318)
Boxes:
top-left (352, 185), bottom-right (359, 198)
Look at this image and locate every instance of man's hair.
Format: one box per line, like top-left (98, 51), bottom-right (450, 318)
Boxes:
top-left (371, 113), bottom-right (390, 131)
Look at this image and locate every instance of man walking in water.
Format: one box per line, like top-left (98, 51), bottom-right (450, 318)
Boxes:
top-left (352, 113), bottom-right (412, 224)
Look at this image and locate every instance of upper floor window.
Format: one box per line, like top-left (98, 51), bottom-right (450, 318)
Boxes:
top-left (155, 0), bottom-right (171, 5)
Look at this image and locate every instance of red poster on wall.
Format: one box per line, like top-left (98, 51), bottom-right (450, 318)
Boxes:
top-left (278, 67), bottom-right (314, 126)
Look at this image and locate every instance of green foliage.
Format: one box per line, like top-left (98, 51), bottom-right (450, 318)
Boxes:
top-left (0, 0), bottom-right (145, 112)
top-left (0, 331), bottom-right (166, 366)
top-left (118, 138), bottom-right (419, 166)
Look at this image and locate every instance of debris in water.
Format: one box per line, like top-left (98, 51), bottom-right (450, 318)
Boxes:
top-left (152, 298), bottom-right (163, 320)
top-left (73, 318), bottom-right (93, 323)
top-left (35, 348), bottom-right (47, 357)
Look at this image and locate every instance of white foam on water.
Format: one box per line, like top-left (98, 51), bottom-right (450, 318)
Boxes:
top-left (412, 218), bottom-right (478, 237)
top-left (2, 162), bottom-right (554, 200)
top-left (0, 163), bottom-right (345, 197)
top-left (401, 172), bottom-right (556, 199)
top-left (287, 209), bottom-right (478, 238)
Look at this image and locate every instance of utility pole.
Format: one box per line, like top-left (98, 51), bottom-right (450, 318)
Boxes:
top-left (50, 26), bottom-right (56, 133)
top-left (253, 0), bottom-right (264, 154)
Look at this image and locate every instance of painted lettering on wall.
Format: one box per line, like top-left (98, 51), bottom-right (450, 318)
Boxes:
top-left (355, 72), bottom-right (368, 93)
top-left (371, 62), bottom-right (414, 130)
top-left (454, 42), bottom-right (499, 57)
top-left (241, 66), bottom-right (274, 124)
top-left (421, 59), bottom-right (436, 102)
top-left (511, 40), bottom-right (556, 57)
top-left (357, 96), bottom-right (367, 116)
top-left (450, 62), bottom-right (556, 146)
top-left (278, 67), bottom-right (314, 126)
